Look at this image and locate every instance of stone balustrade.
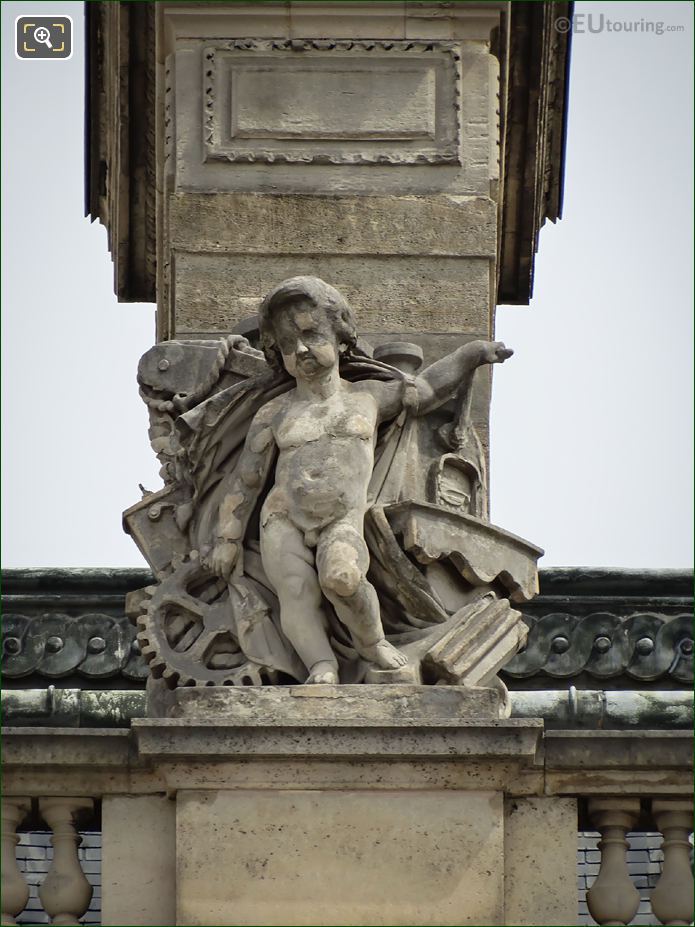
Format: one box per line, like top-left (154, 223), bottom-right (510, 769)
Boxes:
top-left (2, 686), bottom-right (691, 927)
top-left (2, 773), bottom-right (692, 925)
top-left (1, 798), bottom-right (94, 927)
top-left (649, 801), bottom-right (694, 927)
top-left (586, 797), bottom-right (694, 927)
top-left (1, 799), bottom-right (30, 926)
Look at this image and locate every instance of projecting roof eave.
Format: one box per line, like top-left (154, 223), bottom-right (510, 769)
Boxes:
top-left (497, 1), bottom-right (573, 305)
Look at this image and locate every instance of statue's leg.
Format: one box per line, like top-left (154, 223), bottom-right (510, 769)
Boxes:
top-left (316, 521), bottom-right (408, 670)
top-left (260, 514), bottom-right (338, 683)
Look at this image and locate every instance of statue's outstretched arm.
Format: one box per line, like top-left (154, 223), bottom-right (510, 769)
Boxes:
top-left (413, 340), bottom-right (513, 415)
top-left (207, 403), bottom-right (278, 580)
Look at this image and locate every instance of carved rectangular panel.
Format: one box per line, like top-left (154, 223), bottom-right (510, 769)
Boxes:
top-left (232, 67), bottom-right (436, 140)
top-left (204, 40), bottom-right (461, 165)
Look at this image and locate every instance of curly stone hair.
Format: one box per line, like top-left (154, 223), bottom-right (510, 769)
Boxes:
top-left (258, 276), bottom-right (358, 371)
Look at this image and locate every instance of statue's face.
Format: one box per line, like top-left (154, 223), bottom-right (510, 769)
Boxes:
top-left (275, 301), bottom-right (339, 379)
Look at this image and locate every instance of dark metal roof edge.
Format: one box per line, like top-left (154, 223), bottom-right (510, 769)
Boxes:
top-left (497, 0), bottom-right (573, 305)
top-left (538, 567), bottom-right (694, 599)
top-left (555, 0), bottom-right (574, 221)
top-left (1, 566), bottom-right (692, 599)
top-left (1, 568), bottom-right (153, 597)
top-left (83, 1), bottom-right (91, 219)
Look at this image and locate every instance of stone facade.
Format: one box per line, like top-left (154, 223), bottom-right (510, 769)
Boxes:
top-left (2, 3), bottom-right (691, 927)
top-left (3, 566), bottom-right (693, 924)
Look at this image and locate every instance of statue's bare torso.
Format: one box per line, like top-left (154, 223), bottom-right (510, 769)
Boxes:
top-left (263, 382), bottom-right (378, 537)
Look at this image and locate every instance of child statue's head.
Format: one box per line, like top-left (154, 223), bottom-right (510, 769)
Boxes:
top-left (258, 276), bottom-right (358, 374)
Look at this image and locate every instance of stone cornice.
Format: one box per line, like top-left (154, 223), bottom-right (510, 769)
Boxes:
top-left (2, 724), bottom-right (691, 800)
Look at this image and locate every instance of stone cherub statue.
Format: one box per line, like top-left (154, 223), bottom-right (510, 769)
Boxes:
top-left (126, 276), bottom-right (541, 690)
top-left (204, 277), bottom-right (511, 685)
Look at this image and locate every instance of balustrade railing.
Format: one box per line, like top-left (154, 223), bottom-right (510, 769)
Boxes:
top-left (586, 797), bottom-right (694, 927)
top-left (649, 801), bottom-right (694, 927)
top-left (2, 792), bottom-right (692, 925)
top-left (1, 798), bottom-right (95, 927)
top-left (1, 799), bottom-right (31, 926)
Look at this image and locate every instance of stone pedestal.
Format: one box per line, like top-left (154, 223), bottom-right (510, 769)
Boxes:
top-left (127, 686), bottom-right (576, 926)
top-left (101, 795), bottom-right (176, 927)
top-left (177, 788), bottom-right (504, 926)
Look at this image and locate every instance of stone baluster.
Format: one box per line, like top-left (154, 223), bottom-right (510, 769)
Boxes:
top-left (38, 798), bottom-right (94, 926)
top-left (587, 797), bottom-right (641, 927)
top-left (1, 798), bottom-right (31, 926)
top-left (650, 799), bottom-right (694, 927)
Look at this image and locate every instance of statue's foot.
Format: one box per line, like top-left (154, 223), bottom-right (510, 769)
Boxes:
top-left (306, 661), bottom-right (339, 685)
top-left (360, 639), bottom-right (408, 670)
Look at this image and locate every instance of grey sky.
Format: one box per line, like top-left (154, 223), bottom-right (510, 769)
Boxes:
top-left (1, 1), bottom-right (693, 569)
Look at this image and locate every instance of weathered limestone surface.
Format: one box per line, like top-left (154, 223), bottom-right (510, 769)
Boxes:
top-left (173, 252), bottom-right (492, 336)
top-left (133, 695), bottom-right (543, 926)
top-left (177, 788), bottom-right (505, 926)
top-left (169, 36), bottom-right (497, 196)
top-left (132, 717), bottom-right (543, 762)
top-left (6, 726), bottom-right (690, 802)
top-left (503, 796), bottom-right (578, 926)
top-left (169, 190), bottom-right (496, 335)
top-left (544, 730), bottom-right (694, 795)
top-left (168, 193), bottom-right (497, 258)
top-left (170, 683), bottom-right (504, 723)
top-left (101, 795), bottom-right (176, 927)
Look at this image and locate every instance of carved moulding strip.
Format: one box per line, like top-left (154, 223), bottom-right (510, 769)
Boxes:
top-left (502, 612), bottom-right (693, 683)
top-left (1, 613), bottom-right (147, 681)
top-left (203, 39), bottom-right (462, 166)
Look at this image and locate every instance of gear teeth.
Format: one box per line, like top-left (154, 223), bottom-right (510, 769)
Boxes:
top-left (138, 561), bottom-right (276, 688)
top-left (161, 666), bottom-right (180, 688)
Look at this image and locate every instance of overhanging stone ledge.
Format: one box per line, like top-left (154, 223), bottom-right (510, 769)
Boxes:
top-left (543, 729), bottom-right (694, 797)
top-left (4, 724), bottom-right (691, 800)
top-left (132, 717), bottom-right (544, 762)
top-left (544, 730), bottom-right (693, 769)
top-left (2, 727), bottom-right (133, 767)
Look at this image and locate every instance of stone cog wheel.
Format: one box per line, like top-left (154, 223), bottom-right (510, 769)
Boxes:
top-left (137, 560), bottom-right (279, 688)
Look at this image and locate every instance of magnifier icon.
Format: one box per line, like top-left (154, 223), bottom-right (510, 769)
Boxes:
top-left (33, 26), bottom-right (53, 49)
